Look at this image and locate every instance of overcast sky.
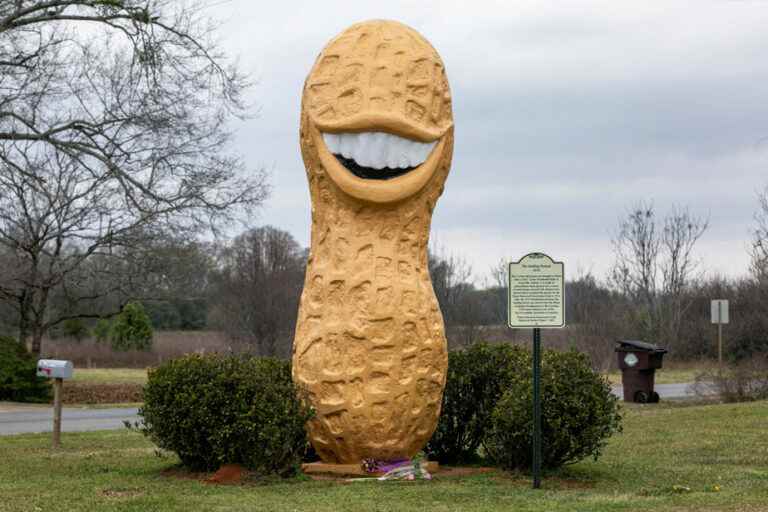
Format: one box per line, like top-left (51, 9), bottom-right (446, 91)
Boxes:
top-left (211, 0), bottom-right (768, 283)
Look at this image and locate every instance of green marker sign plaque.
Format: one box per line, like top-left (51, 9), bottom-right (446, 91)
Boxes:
top-left (506, 252), bottom-right (565, 490)
top-left (508, 252), bottom-right (565, 329)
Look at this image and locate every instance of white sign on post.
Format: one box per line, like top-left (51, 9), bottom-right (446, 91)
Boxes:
top-left (711, 300), bottom-right (729, 325)
top-left (508, 253), bottom-right (565, 329)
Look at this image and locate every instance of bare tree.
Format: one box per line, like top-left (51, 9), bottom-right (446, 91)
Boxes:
top-left (0, 1), bottom-right (269, 354)
top-left (610, 202), bottom-right (708, 348)
top-left (428, 246), bottom-right (479, 347)
top-left (486, 258), bottom-right (510, 326)
top-left (429, 246), bottom-right (472, 320)
top-left (611, 203), bottom-right (660, 324)
top-left (209, 227), bottom-right (305, 358)
top-left (659, 206), bottom-right (709, 345)
top-left (565, 269), bottom-right (632, 370)
top-left (751, 185), bottom-right (768, 282)
top-left (47, 234), bottom-right (215, 325)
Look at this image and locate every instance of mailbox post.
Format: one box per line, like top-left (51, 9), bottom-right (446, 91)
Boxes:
top-left (37, 360), bottom-right (73, 448)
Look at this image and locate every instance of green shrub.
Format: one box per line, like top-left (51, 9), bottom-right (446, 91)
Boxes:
top-left (138, 354), bottom-right (313, 475)
top-left (485, 349), bottom-right (622, 470)
top-left (62, 318), bottom-right (89, 341)
top-left (93, 318), bottom-right (111, 343)
top-left (0, 335), bottom-right (51, 403)
top-left (425, 343), bottom-right (529, 464)
top-left (110, 302), bottom-right (153, 351)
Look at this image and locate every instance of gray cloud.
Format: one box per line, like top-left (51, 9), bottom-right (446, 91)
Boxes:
top-left (214, 0), bottom-right (768, 281)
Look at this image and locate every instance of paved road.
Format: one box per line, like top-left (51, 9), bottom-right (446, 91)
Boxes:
top-left (0, 406), bottom-right (139, 435)
top-left (612, 382), bottom-right (703, 400)
top-left (0, 382), bottom-right (707, 436)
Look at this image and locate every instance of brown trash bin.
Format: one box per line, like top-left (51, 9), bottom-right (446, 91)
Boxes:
top-left (615, 340), bottom-right (668, 403)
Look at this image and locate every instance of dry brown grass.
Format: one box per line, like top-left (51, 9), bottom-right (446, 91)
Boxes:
top-left (41, 326), bottom-right (709, 373)
top-left (41, 330), bottom-right (234, 368)
top-left (453, 325), bottom-right (714, 373)
top-left (62, 383), bottom-right (143, 404)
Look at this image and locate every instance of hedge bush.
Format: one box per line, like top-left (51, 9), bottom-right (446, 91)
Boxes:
top-left (60, 318), bottom-right (88, 341)
top-left (93, 318), bottom-right (111, 343)
top-left (0, 335), bottom-right (50, 403)
top-left (138, 354), bottom-right (313, 475)
top-left (425, 343), bottom-right (529, 464)
top-left (485, 349), bottom-right (622, 470)
top-left (110, 301), bottom-right (153, 351)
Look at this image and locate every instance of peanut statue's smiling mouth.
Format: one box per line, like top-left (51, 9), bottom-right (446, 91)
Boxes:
top-left (310, 122), bottom-right (449, 204)
top-left (321, 131), bottom-right (437, 180)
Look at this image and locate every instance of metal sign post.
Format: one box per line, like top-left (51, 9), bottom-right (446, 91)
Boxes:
top-left (718, 320), bottom-right (723, 366)
top-left (532, 327), bottom-right (542, 489)
top-left (508, 253), bottom-right (565, 490)
top-left (711, 300), bottom-right (729, 365)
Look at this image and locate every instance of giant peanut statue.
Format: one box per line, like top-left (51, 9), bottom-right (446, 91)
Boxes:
top-left (293, 20), bottom-right (454, 464)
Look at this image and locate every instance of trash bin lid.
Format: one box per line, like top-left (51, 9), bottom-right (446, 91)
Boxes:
top-left (615, 339), bottom-right (668, 353)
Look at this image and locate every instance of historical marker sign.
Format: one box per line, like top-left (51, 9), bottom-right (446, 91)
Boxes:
top-left (506, 252), bottom-right (565, 490)
top-left (508, 253), bottom-right (565, 329)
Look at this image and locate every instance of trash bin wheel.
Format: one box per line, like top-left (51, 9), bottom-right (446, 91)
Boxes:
top-left (634, 390), bottom-right (649, 403)
top-left (651, 392), bottom-right (660, 403)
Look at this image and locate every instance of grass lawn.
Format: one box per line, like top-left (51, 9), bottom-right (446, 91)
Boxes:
top-left (71, 368), bottom-right (149, 385)
top-left (1, 401), bottom-right (766, 512)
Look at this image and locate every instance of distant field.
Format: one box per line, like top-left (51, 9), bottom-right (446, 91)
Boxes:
top-left (72, 366), bottom-right (704, 388)
top-left (43, 329), bottom-right (718, 380)
top-left (72, 368), bottom-right (149, 385)
top-left (1, 401), bottom-right (766, 511)
top-left (42, 330), bottom-right (232, 369)
top-left (605, 366), bottom-right (704, 385)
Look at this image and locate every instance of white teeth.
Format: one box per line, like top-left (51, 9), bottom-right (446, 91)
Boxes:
top-left (322, 131), bottom-right (437, 170)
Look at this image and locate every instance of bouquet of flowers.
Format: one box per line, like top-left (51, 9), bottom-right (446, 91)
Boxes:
top-left (357, 453), bottom-right (432, 481)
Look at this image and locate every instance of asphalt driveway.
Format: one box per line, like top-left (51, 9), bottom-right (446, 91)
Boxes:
top-left (0, 405), bottom-right (139, 435)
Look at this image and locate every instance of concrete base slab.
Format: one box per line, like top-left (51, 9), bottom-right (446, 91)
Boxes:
top-left (302, 461), bottom-right (439, 477)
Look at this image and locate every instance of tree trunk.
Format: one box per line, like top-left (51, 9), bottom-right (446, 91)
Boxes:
top-left (18, 292), bottom-right (32, 352)
top-left (31, 328), bottom-right (44, 357)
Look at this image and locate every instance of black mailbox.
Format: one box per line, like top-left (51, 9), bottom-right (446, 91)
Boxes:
top-left (615, 340), bottom-right (668, 403)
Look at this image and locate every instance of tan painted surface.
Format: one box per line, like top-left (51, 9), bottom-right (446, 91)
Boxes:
top-left (293, 20), bottom-right (454, 464)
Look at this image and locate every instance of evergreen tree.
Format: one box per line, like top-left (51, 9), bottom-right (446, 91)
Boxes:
top-left (110, 303), bottom-right (153, 351)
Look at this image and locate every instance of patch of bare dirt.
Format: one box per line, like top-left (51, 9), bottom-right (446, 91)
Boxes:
top-left (163, 464), bottom-right (254, 485)
top-left (63, 383), bottom-right (142, 404)
top-left (204, 464), bottom-right (247, 485)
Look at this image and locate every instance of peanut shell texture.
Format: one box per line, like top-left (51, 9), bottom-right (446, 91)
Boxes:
top-left (293, 19), bottom-right (454, 464)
